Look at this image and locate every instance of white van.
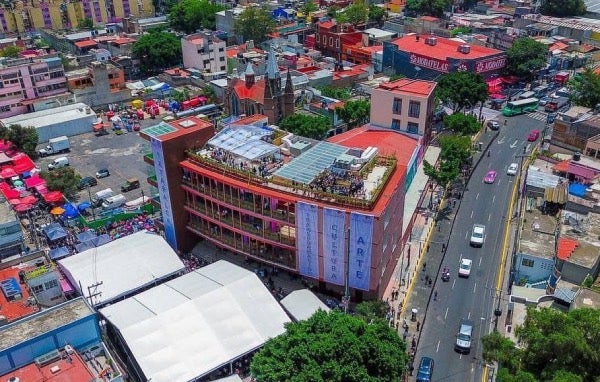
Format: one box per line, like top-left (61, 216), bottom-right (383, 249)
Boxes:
top-left (92, 188), bottom-right (114, 207)
top-left (518, 91), bottom-right (536, 100)
top-left (455, 319), bottom-right (474, 354)
top-left (48, 156), bottom-right (69, 170)
top-left (101, 194), bottom-right (126, 210)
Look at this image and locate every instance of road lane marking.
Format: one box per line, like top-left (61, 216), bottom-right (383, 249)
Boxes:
top-left (497, 179), bottom-right (502, 186)
top-left (459, 354), bottom-right (463, 360)
top-left (468, 312), bottom-right (471, 319)
top-left (488, 213), bottom-right (492, 222)
top-left (492, 195), bottom-right (496, 204)
top-left (476, 193), bottom-right (479, 200)
top-left (436, 340), bottom-right (440, 353)
top-left (479, 257), bottom-right (483, 267)
top-left (452, 279), bottom-right (456, 289)
top-left (497, 137), bottom-right (505, 144)
top-left (445, 307), bottom-right (449, 319)
top-left (473, 283), bottom-right (477, 293)
top-left (510, 140), bottom-right (518, 148)
top-left (465, 231), bottom-right (468, 239)
top-left (470, 210), bottom-right (474, 219)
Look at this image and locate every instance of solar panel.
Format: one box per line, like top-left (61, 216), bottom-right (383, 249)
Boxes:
top-left (274, 142), bottom-right (348, 184)
top-left (141, 122), bottom-right (177, 138)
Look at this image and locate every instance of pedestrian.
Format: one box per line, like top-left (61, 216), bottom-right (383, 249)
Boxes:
top-left (411, 337), bottom-right (417, 348)
top-left (434, 290), bottom-right (438, 301)
top-left (396, 322), bottom-right (399, 330)
top-left (423, 262), bottom-right (426, 272)
top-left (403, 331), bottom-right (407, 341)
top-left (416, 321), bottom-right (421, 331)
top-left (442, 243), bottom-right (446, 252)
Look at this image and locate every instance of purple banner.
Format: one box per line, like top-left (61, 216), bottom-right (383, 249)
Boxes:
top-left (322, 208), bottom-right (346, 285)
top-left (296, 202), bottom-right (320, 279)
top-left (348, 212), bottom-right (374, 291)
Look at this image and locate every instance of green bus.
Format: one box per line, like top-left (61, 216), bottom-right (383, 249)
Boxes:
top-left (502, 98), bottom-right (539, 117)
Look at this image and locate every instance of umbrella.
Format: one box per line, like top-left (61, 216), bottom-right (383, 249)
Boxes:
top-left (0, 168), bottom-right (17, 178)
top-left (50, 206), bottom-right (65, 215)
top-left (14, 203), bottom-right (33, 212)
top-left (13, 180), bottom-right (23, 187)
top-left (44, 191), bottom-right (63, 203)
top-left (77, 201), bottom-right (92, 211)
top-left (20, 195), bottom-right (37, 204)
top-left (2, 188), bottom-right (20, 199)
top-left (8, 198), bottom-right (21, 205)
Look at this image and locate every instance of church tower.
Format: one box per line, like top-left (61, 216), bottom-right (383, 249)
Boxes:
top-left (263, 45), bottom-right (282, 123)
top-left (283, 69), bottom-right (295, 118)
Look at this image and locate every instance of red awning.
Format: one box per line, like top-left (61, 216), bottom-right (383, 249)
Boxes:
top-left (2, 188), bottom-right (19, 199)
top-left (14, 203), bottom-right (33, 212)
top-left (0, 167), bottom-right (17, 178)
top-left (43, 191), bottom-right (64, 203)
top-left (25, 175), bottom-right (44, 189)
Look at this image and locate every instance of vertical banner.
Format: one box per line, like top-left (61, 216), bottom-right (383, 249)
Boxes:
top-left (322, 208), bottom-right (346, 285)
top-left (296, 202), bottom-right (320, 279)
top-left (151, 137), bottom-right (177, 250)
top-left (348, 212), bottom-right (374, 291)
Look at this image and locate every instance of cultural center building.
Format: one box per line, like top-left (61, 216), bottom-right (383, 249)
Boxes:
top-left (141, 116), bottom-right (419, 299)
top-left (382, 34), bottom-right (506, 80)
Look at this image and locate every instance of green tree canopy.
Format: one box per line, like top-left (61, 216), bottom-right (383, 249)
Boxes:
top-left (354, 300), bottom-right (389, 325)
top-left (234, 6), bottom-right (276, 45)
top-left (439, 134), bottom-right (472, 164)
top-left (250, 310), bottom-right (408, 382)
top-left (436, 71), bottom-right (488, 112)
top-left (168, 0), bottom-right (226, 33)
top-left (301, 0), bottom-right (318, 15)
top-left (443, 113), bottom-right (481, 135)
top-left (336, 99), bottom-right (370, 128)
top-left (336, 0), bottom-right (368, 25)
top-left (132, 29), bottom-right (182, 75)
top-left (506, 37), bottom-right (548, 80)
top-left (78, 18), bottom-right (94, 29)
top-left (482, 307), bottom-right (600, 381)
top-left (568, 68), bottom-right (600, 108)
top-left (404, 0), bottom-right (451, 17)
top-left (368, 4), bottom-right (386, 26)
top-left (423, 159), bottom-right (459, 189)
top-left (450, 26), bottom-right (471, 37)
top-left (540, 0), bottom-right (586, 17)
top-left (279, 114), bottom-right (330, 139)
top-left (40, 167), bottom-right (81, 197)
top-left (0, 45), bottom-right (22, 58)
top-left (319, 86), bottom-right (352, 100)
top-left (0, 124), bottom-right (39, 158)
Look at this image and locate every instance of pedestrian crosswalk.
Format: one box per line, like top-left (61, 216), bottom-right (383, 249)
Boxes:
top-left (527, 111), bottom-right (548, 121)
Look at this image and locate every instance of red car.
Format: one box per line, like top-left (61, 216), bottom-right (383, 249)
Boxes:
top-left (528, 130), bottom-right (540, 141)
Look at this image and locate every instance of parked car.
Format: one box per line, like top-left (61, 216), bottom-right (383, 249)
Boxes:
top-left (538, 97), bottom-right (550, 106)
top-left (486, 120), bottom-right (500, 130)
top-left (484, 170), bottom-right (497, 184)
top-left (528, 130), bottom-right (540, 142)
top-left (96, 168), bottom-right (110, 178)
top-left (507, 163), bottom-right (518, 176)
top-left (458, 258), bottom-right (473, 278)
top-left (48, 156), bottom-right (69, 170)
top-left (78, 176), bottom-right (98, 190)
top-left (121, 178), bottom-right (140, 192)
top-left (416, 356), bottom-right (435, 382)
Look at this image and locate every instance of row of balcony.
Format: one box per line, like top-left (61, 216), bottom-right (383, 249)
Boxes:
top-left (182, 182), bottom-right (297, 225)
top-left (187, 222), bottom-right (296, 269)
top-left (185, 202), bottom-right (296, 248)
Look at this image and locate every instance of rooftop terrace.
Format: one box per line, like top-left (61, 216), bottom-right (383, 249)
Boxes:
top-left (519, 207), bottom-right (559, 260)
top-left (187, 125), bottom-right (397, 210)
top-left (0, 261), bottom-right (41, 323)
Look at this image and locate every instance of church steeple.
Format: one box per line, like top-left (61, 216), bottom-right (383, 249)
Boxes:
top-left (244, 62), bottom-right (255, 87)
top-left (266, 45), bottom-right (280, 80)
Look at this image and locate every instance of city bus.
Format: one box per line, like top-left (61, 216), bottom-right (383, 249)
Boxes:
top-left (502, 98), bottom-right (539, 117)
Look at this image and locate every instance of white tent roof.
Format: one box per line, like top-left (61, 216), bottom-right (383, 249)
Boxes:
top-left (280, 289), bottom-right (330, 322)
top-left (58, 231), bottom-right (184, 307)
top-left (99, 260), bottom-right (291, 382)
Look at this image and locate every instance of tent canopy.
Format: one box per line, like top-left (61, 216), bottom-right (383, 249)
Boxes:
top-left (280, 289), bottom-right (330, 322)
top-left (99, 261), bottom-right (291, 382)
top-left (49, 246), bottom-right (71, 260)
top-left (77, 230), bottom-right (97, 243)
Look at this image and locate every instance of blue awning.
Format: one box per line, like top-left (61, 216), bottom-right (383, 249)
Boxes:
top-left (48, 246), bottom-right (71, 260)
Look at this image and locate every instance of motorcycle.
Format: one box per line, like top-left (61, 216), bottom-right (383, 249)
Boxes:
top-left (441, 266), bottom-right (450, 282)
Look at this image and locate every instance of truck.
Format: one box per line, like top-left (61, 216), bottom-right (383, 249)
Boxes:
top-left (102, 194), bottom-right (127, 210)
top-left (545, 97), bottom-right (569, 113)
top-left (38, 136), bottom-right (70, 157)
top-left (121, 178), bottom-right (140, 192)
top-left (92, 188), bottom-right (114, 208)
top-left (47, 156), bottom-right (69, 170)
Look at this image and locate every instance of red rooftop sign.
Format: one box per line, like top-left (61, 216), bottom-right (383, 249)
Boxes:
top-left (409, 53), bottom-right (449, 73)
top-left (475, 56), bottom-right (507, 73)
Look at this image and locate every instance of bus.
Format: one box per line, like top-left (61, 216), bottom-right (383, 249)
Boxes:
top-left (502, 98), bottom-right (539, 116)
top-left (518, 91), bottom-right (536, 100)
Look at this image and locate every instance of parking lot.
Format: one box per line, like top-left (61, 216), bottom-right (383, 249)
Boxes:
top-left (36, 117), bottom-right (161, 205)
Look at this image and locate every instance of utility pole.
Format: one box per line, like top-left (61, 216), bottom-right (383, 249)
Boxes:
top-left (81, 280), bottom-right (103, 307)
top-left (493, 289), bottom-right (502, 332)
top-left (87, 186), bottom-right (96, 221)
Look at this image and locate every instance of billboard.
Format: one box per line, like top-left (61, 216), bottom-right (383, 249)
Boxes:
top-left (323, 208), bottom-right (346, 285)
top-left (348, 212), bottom-right (374, 291)
top-left (475, 56), bottom-right (507, 73)
top-left (151, 137), bottom-right (177, 249)
top-left (409, 52), bottom-right (449, 73)
top-left (296, 202), bottom-right (320, 279)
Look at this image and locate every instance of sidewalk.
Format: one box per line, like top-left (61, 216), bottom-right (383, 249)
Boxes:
top-left (381, 128), bottom-right (499, 374)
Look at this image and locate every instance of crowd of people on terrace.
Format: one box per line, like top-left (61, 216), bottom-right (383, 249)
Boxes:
top-left (311, 169), bottom-right (365, 197)
top-left (207, 147), bottom-right (283, 177)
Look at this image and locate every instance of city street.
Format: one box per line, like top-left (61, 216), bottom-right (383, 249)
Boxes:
top-left (412, 112), bottom-right (546, 382)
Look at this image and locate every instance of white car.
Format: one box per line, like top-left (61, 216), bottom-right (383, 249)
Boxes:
top-left (470, 224), bottom-right (485, 247)
top-left (507, 163), bottom-right (518, 176)
top-left (458, 258), bottom-right (473, 278)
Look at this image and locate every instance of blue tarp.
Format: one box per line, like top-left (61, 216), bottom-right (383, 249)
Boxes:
top-left (75, 241), bottom-right (95, 253)
top-left (63, 203), bottom-right (80, 218)
top-left (76, 230), bottom-right (96, 243)
top-left (44, 223), bottom-right (68, 242)
top-left (569, 183), bottom-right (587, 197)
top-left (91, 234), bottom-right (111, 247)
top-left (78, 201), bottom-right (92, 211)
top-left (48, 246), bottom-right (71, 260)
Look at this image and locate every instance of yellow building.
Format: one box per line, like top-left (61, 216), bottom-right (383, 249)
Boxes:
top-left (0, 0), bottom-right (154, 34)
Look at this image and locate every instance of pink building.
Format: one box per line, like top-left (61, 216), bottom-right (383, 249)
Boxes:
top-left (370, 79), bottom-right (437, 145)
top-left (0, 56), bottom-right (68, 118)
top-left (181, 32), bottom-right (227, 73)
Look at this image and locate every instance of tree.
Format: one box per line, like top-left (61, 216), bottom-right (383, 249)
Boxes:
top-left (450, 26), bottom-right (471, 37)
top-left (404, 0), bottom-right (451, 18)
top-left (40, 167), bottom-right (81, 196)
top-left (168, 0), bottom-right (226, 33)
top-left (170, 88), bottom-right (190, 103)
top-left (482, 307), bottom-right (600, 381)
top-left (319, 86), bottom-right (352, 100)
top-left (423, 159), bottom-right (459, 189)
top-left (506, 37), bottom-right (548, 80)
top-left (438, 135), bottom-right (471, 164)
top-left (234, 6), bottom-right (276, 45)
top-left (1, 46), bottom-right (22, 58)
top-left (301, 0), bottom-right (318, 15)
top-left (540, 0), bottom-right (586, 17)
top-left (78, 18), bottom-right (94, 29)
top-left (368, 4), bottom-right (386, 26)
top-left (250, 310), bottom-right (408, 382)
top-left (336, 0), bottom-right (368, 25)
top-left (2, 124), bottom-right (39, 158)
top-left (279, 114), bottom-right (330, 139)
top-left (568, 68), bottom-right (600, 108)
top-left (132, 29), bottom-right (182, 75)
top-left (336, 99), bottom-right (370, 128)
top-left (443, 113), bottom-right (481, 135)
top-left (354, 300), bottom-right (389, 325)
top-left (436, 71), bottom-right (488, 112)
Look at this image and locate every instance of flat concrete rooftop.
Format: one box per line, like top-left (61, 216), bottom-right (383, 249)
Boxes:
top-left (519, 208), bottom-right (558, 260)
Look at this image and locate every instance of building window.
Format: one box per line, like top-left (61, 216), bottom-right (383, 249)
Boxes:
top-left (335, 39), bottom-right (340, 48)
top-left (408, 101), bottom-right (421, 118)
top-left (329, 37), bottom-right (333, 46)
top-left (44, 279), bottom-right (58, 289)
top-left (522, 258), bottom-right (534, 267)
top-left (0, 105), bottom-right (10, 112)
top-left (316, 34), bottom-right (320, 42)
top-left (31, 284), bottom-right (43, 294)
top-left (392, 98), bottom-right (402, 114)
top-left (407, 122), bottom-right (419, 134)
top-left (391, 119), bottom-right (401, 131)
top-left (219, 57), bottom-right (225, 62)
top-left (218, 47), bottom-right (224, 52)
top-left (220, 66), bottom-right (226, 71)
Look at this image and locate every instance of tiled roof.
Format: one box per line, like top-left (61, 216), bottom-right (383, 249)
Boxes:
top-left (557, 237), bottom-right (579, 260)
top-left (378, 78), bottom-right (436, 97)
top-left (74, 40), bottom-right (98, 48)
top-left (390, 35), bottom-right (503, 60)
top-left (231, 78), bottom-right (265, 104)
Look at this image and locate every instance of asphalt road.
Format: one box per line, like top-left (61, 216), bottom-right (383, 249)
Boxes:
top-left (414, 112), bottom-right (546, 382)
